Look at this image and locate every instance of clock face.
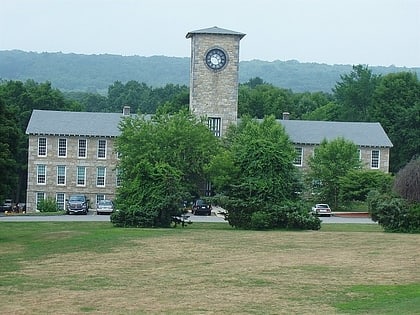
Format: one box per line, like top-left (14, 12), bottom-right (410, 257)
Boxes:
top-left (205, 48), bottom-right (227, 70)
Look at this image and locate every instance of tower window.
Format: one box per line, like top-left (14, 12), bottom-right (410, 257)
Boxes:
top-left (208, 117), bottom-right (221, 137)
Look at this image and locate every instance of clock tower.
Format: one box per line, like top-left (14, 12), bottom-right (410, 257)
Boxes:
top-left (186, 26), bottom-right (245, 137)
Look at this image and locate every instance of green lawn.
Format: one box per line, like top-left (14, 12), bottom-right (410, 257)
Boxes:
top-left (0, 222), bottom-right (418, 314)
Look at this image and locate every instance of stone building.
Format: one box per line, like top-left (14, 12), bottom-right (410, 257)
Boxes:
top-left (25, 108), bottom-right (131, 211)
top-left (24, 26), bottom-right (393, 211)
top-left (278, 119), bottom-right (392, 172)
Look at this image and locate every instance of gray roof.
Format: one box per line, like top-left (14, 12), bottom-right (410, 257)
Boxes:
top-left (26, 110), bottom-right (393, 148)
top-left (278, 120), bottom-right (393, 148)
top-left (186, 26), bottom-right (246, 39)
top-left (26, 110), bottom-right (126, 137)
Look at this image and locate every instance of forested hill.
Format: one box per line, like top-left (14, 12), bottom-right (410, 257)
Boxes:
top-left (1, 50), bottom-right (418, 93)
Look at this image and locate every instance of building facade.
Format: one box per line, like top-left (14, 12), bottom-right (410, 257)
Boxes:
top-left (24, 27), bottom-right (393, 211)
top-left (25, 109), bottom-right (129, 212)
top-left (278, 119), bottom-right (393, 173)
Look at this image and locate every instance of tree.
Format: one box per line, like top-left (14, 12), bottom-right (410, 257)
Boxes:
top-left (208, 116), bottom-right (319, 230)
top-left (367, 157), bottom-right (420, 233)
top-left (308, 137), bottom-right (362, 210)
top-left (292, 91), bottom-right (333, 119)
top-left (301, 102), bottom-right (340, 121)
top-left (0, 80), bottom-right (77, 203)
top-left (333, 64), bottom-right (380, 121)
top-left (393, 157), bottom-right (420, 203)
top-left (0, 98), bottom-right (19, 201)
top-left (111, 110), bottom-right (220, 227)
top-left (370, 72), bottom-right (420, 172)
top-left (238, 82), bottom-right (294, 119)
top-left (339, 170), bottom-right (393, 203)
top-left (107, 81), bottom-right (189, 114)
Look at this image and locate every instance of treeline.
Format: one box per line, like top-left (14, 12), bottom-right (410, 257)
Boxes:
top-left (0, 65), bottom-right (419, 203)
top-left (2, 50), bottom-right (419, 93)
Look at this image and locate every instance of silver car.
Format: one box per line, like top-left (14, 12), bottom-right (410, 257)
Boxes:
top-left (96, 199), bottom-right (115, 215)
top-left (311, 204), bottom-right (332, 217)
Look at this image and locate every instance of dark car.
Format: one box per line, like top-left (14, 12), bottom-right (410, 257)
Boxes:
top-left (0, 199), bottom-right (13, 212)
top-left (66, 195), bottom-right (89, 215)
top-left (192, 199), bottom-right (212, 216)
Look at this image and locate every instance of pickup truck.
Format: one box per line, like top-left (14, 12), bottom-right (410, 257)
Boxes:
top-left (66, 195), bottom-right (89, 215)
top-left (0, 199), bottom-right (13, 212)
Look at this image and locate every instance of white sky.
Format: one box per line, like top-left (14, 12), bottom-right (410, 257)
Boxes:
top-left (1, 0), bottom-right (419, 67)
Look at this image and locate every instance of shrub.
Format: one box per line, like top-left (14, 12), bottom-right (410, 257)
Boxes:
top-left (219, 198), bottom-right (321, 230)
top-left (250, 211), bottom-right (273, 230)
top-left (110, 206), bottom-right (157, 228)
top-left (393, 157), bottom-right (420, 203)
top-left (367, 191), bottom-right (420, 233)
top-left (37, 197), bottom-right (60, 212)
top-left (110, 203), bottom-right (179, 228)
top-left (339, 170), bottom-right (393, 203)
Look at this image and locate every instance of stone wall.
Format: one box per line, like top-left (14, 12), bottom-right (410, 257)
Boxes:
top-left (296, 144), bottom-right (391, 173)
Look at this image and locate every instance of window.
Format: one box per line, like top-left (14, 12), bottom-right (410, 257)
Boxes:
top-left (57, 165), bottom-right (66, 185)
top-left (96, 194), bottom-right (105, 205)
top-left (36, 192), bottom-right (45, 209)
top-left (78, 139), bottom-right (87, 158)
top-left (96, 167), bottom-right (106, 187)
top-left (97, 139), bottom-right (106, 158)
top-left (58, 138), bottom-right (67, 157)
top-left (56, 193), bottom-right (65, 210)
top-left (293, 147), bottom-right (303, 166)
top-left (38, 137), bottom-right (47, 156)
top-left (116, 168), bottom-right (122, 187)
top-left (208, 117), bottom-right (221, 137)
top-left (371, 150), bottom-right (380, 169)
top-left (205, 181), bottom-right (212, 196)
top-left (37, 164), bottom-right (46, 184)
top-left (77, 166), bottom-right (86, 186)
top-left (357, 149), bottom-right (362, 161)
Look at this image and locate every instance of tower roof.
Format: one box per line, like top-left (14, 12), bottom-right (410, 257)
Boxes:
top-left (186, 26), bottom-right (246, 39)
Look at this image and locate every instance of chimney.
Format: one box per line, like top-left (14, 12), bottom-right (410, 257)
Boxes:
top-left (123, 106), bottom-right (131, 116)
top-left (282, 112), bottom-right (290, 120)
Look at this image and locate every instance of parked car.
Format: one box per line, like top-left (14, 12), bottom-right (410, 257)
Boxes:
top-left (96, 199), bottom-right (115, 215)
top-left (0, 199), bottom-right (13, 212)
top-left (192, 199), bottom-right (212, 216)
top-left (311, 204), bottom-right (332, 216)
top-left (66, 195), bottom-right (89, 215)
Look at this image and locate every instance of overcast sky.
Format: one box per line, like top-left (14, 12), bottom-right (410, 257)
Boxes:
top-left (1, 0), bottom-right (419, 67)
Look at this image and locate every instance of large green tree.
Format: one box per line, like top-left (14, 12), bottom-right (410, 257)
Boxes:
top-left (339, 170), bottom-right (393, 203)
top-left (0, 98), bottom-right (20, 201)
top-left (107, 81), bottom-right (189, 114)
top-left (308, 137), bottom-right (362, 210)
top-left (111, 110), bottom-right (220, 227)
top-left (207, 116), bottom-right (319, 230)
top-left (333, 64), bottom-right (381, 121)
top-left (370, 72), bottom-right (420, 172)
top-left (238, 81), bottom-right (294, 118)
top-left (0, 80), bottom-right (78, 202)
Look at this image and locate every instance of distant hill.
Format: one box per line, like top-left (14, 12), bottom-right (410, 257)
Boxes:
top-left (1, 50), bottom-right (419, 93)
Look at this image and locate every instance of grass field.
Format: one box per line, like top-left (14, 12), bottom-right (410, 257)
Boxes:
top-left (0, 222), bottom-right (419, 314)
